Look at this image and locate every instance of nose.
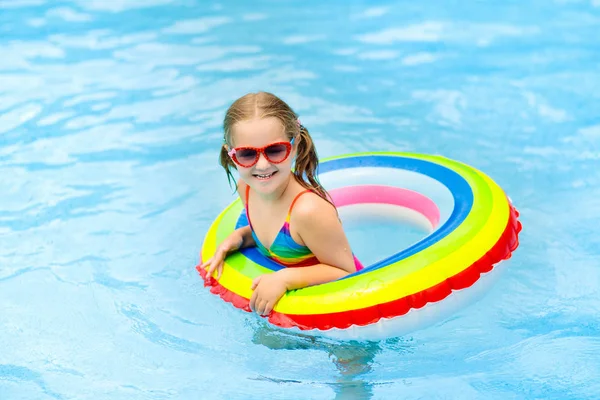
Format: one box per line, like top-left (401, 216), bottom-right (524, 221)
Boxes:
top-left (255, 151), bottom-right (271, 170)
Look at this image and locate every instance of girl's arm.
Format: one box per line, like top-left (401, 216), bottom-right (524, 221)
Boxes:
top-left (236, 225), bottom-right (256, 249)
top-left (278, 264), bottom-right (350, 290)
top-left (292, 193), bottom-right (358, 274)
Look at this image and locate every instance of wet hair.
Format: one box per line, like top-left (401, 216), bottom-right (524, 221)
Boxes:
top-left (219, 91), bottom-right (332, 203)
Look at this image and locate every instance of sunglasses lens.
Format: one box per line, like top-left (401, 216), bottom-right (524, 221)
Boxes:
top-left (235, 148), bottom-right (257, 165)
top-left (264, 144), bottom-right (289, 162)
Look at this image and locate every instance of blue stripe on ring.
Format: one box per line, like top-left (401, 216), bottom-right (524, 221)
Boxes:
top-left (235, 154), bottom-right (474, 277)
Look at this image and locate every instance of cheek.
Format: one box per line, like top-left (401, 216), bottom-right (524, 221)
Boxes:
top-left (237, 166), bottom-right (253, 177)
top-left (287, 154), bottom-right (297, 168)
top-left (278, 155), bottom-right (294, 169)
top-left (282, 147), bottom-right (296, 164)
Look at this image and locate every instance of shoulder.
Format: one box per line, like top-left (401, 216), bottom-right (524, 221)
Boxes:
top-left (290, 190), bottom-right (338, 229)
top-left (289, 190), bottom-right (356, 272)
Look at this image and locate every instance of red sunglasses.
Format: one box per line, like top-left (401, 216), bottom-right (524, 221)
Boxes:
top-left (227, 138), bottom-right (294, 168)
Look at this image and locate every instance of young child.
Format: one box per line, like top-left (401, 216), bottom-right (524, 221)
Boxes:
top-left (201, 91), bottom-right (363, 316)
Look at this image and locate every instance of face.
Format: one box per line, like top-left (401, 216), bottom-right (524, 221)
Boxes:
top-left (228, 117), bottom-right (296, 194)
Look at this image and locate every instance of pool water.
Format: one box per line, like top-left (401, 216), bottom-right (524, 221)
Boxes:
top-left (2, 1), bottom-right (600, 399)
top-left (340, 204), bottom-right (434, 267)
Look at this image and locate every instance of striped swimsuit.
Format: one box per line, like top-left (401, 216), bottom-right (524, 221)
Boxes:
top-left (245, 185), bottom-right (364, 270)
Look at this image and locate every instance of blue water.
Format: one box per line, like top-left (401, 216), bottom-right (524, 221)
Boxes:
top-left (1, 1), bottom-right (599, 399)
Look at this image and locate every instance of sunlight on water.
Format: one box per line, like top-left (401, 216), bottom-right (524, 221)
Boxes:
top-left (1, 0), bottom-right (599, 399)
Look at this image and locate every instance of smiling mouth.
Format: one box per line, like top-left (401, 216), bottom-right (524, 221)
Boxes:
top-left (253, 171), bottom-right (276, 180)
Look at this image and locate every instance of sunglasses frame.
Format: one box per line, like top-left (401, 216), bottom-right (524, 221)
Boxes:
top-left (227, 138), bottom-right (295, 168)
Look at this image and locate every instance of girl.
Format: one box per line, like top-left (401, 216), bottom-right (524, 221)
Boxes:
top-left (201, 92), bottom-right (363, 316)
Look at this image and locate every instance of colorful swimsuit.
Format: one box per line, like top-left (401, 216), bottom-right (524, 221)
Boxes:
top-left (244, 185), bottom-right (364, 271)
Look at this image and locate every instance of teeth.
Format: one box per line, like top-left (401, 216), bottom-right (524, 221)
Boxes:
top-left (255, 172), bottom-right (274, 179)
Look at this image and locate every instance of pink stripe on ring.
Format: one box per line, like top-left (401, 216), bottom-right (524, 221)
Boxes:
top-left (328, 185), bottom-right (440, 228)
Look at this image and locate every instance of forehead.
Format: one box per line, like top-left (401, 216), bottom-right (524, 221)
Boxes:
top-left (231, 117), bottom-right (287, 147)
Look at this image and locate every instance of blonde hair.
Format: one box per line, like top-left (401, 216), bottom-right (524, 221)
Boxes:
top-left (219, 91), bottom-right (331, 202)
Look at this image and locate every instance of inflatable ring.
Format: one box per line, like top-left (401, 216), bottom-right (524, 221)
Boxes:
top-left (197, 152), bottom-right (521, 340)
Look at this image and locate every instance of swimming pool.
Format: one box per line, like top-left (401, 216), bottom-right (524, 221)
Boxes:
top-left (1, 1), bottom-right (599, 399)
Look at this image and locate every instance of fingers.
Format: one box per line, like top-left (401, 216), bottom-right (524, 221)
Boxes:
top-left (203, 247), bottom-right (228, 281)
top-left (251, 275), bottom-right (262, 290)
top-left (210, 262), bottom-right (224, 280)
top-left (205, 259), bottom-right (218, 280)
top-left (255, 299), bottom-right (270, 316)
top-left (202, 235), bottom-right (243, 281)
top-left (216, 262), bottom-right (223, 279)
top-left (200, 258), bottom-right (213, 280)
top-left (248, 279), bottom-right (273, 316)
top-left (249, 282), bottom-right (265, 314)
top-left (262, 300), bottom-right (273, 316)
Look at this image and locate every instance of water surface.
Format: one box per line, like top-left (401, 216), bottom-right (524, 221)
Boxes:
top-left (1, 1), bottom-right (600, 399)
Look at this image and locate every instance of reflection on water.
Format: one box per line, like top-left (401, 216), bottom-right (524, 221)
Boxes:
top-left (250, 321), bottom-right (422, 399)
top-left (251, 323), bottom-right (384, 399)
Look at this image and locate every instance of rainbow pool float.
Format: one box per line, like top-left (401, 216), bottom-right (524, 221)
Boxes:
top-left (197, 152), bottom-right (521, 340)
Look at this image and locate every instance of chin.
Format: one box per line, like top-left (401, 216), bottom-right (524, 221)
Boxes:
top-left (247, 170), bottom-right (288, 193)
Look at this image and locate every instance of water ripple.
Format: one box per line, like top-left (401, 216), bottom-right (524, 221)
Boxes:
top-left (0, 364), bottom-right (63, 399)
top-left (0, 183), bottom-right (124, 231)
top-left (162, 16), bottom-right (232, 35)
top-left (118, 303), bottom-right (205, 354)
top-left (71, 0), bottom-right (177, 13)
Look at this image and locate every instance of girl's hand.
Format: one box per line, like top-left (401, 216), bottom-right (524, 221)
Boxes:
top-left (201, 231), bottom-right (244, 281)
top-left (249, 272), bottom-right (289, 316)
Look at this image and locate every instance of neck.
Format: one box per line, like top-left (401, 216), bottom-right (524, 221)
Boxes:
top-left (257, 175), bottom-right (295, 203)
